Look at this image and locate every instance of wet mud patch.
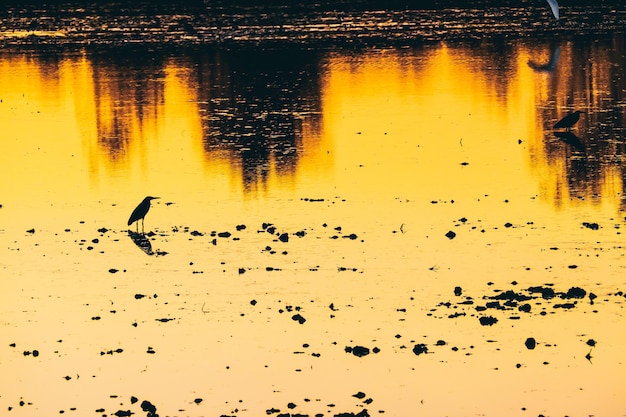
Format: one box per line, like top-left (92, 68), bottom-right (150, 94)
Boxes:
top-left (429, 283), bottom-right (598, 322)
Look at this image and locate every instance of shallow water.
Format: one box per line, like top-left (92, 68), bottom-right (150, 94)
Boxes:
top-left (1, 3), bottom-right (626, 417)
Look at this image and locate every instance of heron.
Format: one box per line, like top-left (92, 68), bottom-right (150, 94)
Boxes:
top-left (546, 0), bottom-right (559, 20)
top-left (554, 111), bottom-right (584, 131)
top-left (128, 196), bottom-right (160, 233)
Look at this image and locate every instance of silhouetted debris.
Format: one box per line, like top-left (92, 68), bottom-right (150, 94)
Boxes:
top-left (134, 294), bottom-right (146, 299)
top-left (479, 316), bottom-right (498, 326)
top-left (114, 411), bottom-right (133, 417)
top-left (146, 347), bottom-right (156, 354)
top-left (100, 348), bottom-right (123, 355)
top-left (586, 339), bottom-right (596, 347)
top-left (109, 268), bottom-right (119, 273)
top-left (155, 318), bottom-right (174, 323)
top-left (566, 287), bottom-right (586, 299)
top-left (250, 299), bottom-right (257, 306)
top-left (528, 286), bottom-right (555, 299)
top-left (412, 343), bottom-right (428, 355)
top-left (454, 286), bottom-right (462, 296)
top-left (236, 224), bottom-right (246, 231)
top-left (352, 392), bottom-right (366, 399)
top-left (218, 231), bottom-right (231, 238)
top-left (26, 228), bottom-right (35, 234)
top-left (140, 400), bottom-right (158, 417)
top-left (292, 314), bottom-right (306, 324)
top-left (524, 337), bottom-right (536, 350)
top-left (278, 233), bottom-right (289, 242)
top-left (193, 398), bottom-right (203, 404)
top-left (445, 230), bottom-right (456, 239)
top-left (190, 230), bottom-right (204, 236)
top-left (334, 410), bottom-right (370, 417)
top-left (346, 345), bottom-right (370, 357)
top-left (582, 222), bottom-right (599, 230)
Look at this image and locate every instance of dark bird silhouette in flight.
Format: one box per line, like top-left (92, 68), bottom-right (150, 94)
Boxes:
top-left (128, 196), bottom-right (159, 233)
top-left (554, 111), bottom-right (584, 131)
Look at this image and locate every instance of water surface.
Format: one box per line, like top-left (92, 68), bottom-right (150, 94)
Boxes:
top-left (1, 4), bottom-right (626, 417)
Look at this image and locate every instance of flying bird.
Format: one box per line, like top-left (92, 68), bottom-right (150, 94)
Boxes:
top-left (554, 111), bottom-right (584, 131)
top-left (128, 196), bottom-right (160, 233)
top-left (546, 0), bottom-right (559, 20)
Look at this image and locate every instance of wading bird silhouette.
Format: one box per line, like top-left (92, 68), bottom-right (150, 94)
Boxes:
top-left (128, 196), bottom-right (160, 233)
top-left (554, 111), bottom-right (584, 131)
top-left (546, 0), bottom-right (559, 20)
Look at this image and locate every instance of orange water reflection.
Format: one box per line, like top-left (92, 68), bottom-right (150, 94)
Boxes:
top-left (1, 38), bottom-right (626, 416)
top-left (1, 39), bottom-right (623, 213)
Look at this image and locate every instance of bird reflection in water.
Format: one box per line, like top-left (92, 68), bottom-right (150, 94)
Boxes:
top-left (554, 131), bottom-right (585, 152)
top-left (128, 230), bottom-right (154, 256)
top-left (528, 46), bottom-right (560, 72)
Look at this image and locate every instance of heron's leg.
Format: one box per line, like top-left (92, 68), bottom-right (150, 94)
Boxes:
top-left (142, 218), bottom-right (145, 234)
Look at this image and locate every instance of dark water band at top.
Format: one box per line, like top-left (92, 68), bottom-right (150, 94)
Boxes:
top-left (1, 1), bottom-right (624, 47)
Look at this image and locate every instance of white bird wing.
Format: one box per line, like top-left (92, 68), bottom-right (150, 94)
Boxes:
top-left (546, 0), bottom-right (559, 20)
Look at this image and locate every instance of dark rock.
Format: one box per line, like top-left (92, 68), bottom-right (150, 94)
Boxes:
top-left (250, 299), bottom-right (257, 306)
top-left (582, 222), bottom-right (599, 230)
top-left (479, 316), bottom-right (498, 326)
top-left (454, 286), bottom-right (462, 296)
top-left (412, 343), bottom-right (428, 355)
top-left (97, 228), bottom-right (109, 233)
top-left (492, 290), bottom-right (531, 302)
top-left (524, 337), bottom-right (536, 350)
top-left (217, 231), bottom-right (231, 238)
top-left (109, 268), bottom-right (119, 274)
top-left (352, 392), bottom-right (366, 399)
top-left (565, 287), bottom-right (586, 299)
top-left (26, 228), bottom-right (35, 234)
top-left (349, 346), bottom-right (370, 357)
top-left (278, 233), bottom-right (289, 242)
top-left (193, 398), bottom-right (203, 404)
top-left (134, 294), bottom-right (145, 299)
top-left (528, 286), bottom-right (555, 299)
top-left (140, 400), bottom-right (157, 416)
top-left (236, 224), bottom-right (246, 231)
top-left (445, 230), bottom-right (456, 240)
top-left (553, 303), bottom-right (576, 309)
top-left (292, 314), bottom-right (306, 324)
top-left (586, 339), bottom-right (596, 347)
top-left (518, 303), bottom-right (531, 313)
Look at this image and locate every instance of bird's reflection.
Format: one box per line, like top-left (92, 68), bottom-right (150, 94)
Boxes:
top-left (128, 230), bottom-right (154, 256)
top-left (528, 46), bottom-right (560, 72)
top-left (554, 131), bottom-right (585, 152)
